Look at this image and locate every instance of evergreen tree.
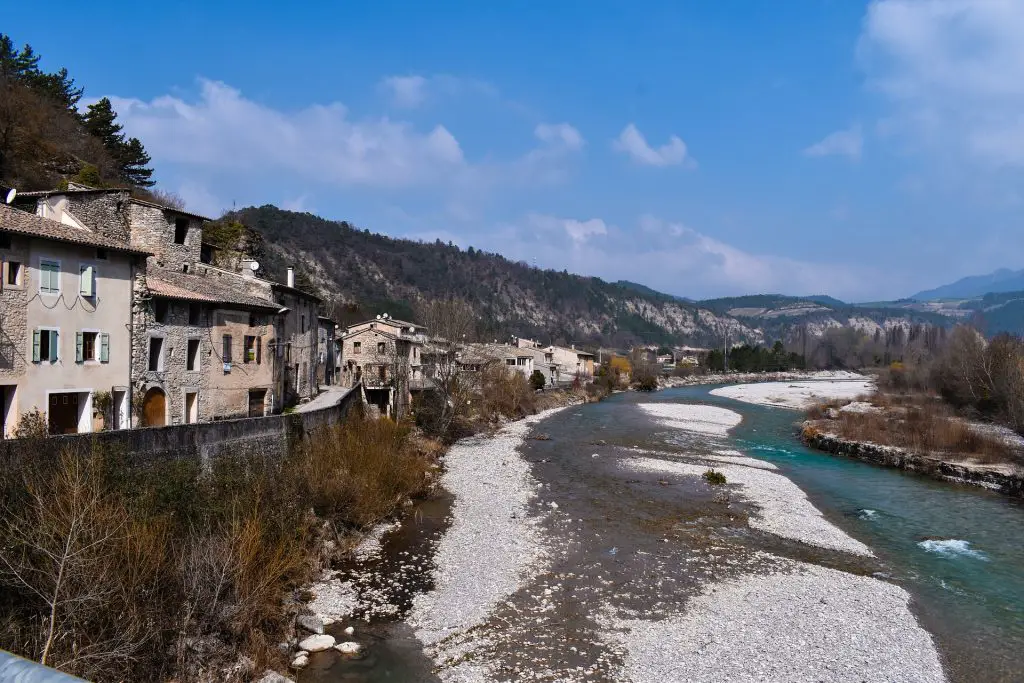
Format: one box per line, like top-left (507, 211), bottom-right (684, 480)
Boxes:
top-left (83, 97), bottom-right (155, 187)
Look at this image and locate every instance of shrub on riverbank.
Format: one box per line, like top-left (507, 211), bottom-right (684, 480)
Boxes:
top-left (0, 413), bottom-right (434, 682)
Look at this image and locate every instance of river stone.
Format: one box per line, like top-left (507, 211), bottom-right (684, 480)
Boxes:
top-left (298, 634), bottom-right (335, 652)
top-left (343, 625), bottom-right (355, 635)
top-left (256, 671), bottom-right (295, 683)
top-left (290, 652), bottom-right (309, 669)
top-left (296, 614), bottom-right (324, 634)
top-left (335, 641), bottom-right (361, 654)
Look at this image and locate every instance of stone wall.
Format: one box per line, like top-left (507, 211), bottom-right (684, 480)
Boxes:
top-left (207, 308), bottom-right (276, 419)
top-left (802, 422), bottom-right (1024, 498)
top-left (128, 203), bottom-right (201, 271)
top-left (0, 384), bottom-right (361, 465)
top-left (65, 191), bottom-right (132, 242)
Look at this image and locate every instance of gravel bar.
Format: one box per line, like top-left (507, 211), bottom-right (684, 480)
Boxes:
top-left (603, 557), bottom-right (946, 683)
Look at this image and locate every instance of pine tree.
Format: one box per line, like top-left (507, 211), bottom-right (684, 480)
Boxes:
top-left (83, 97), bottom-right (155, 188)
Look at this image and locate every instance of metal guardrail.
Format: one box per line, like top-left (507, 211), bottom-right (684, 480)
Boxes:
top-left (0, 650), bottom-right (87, 682)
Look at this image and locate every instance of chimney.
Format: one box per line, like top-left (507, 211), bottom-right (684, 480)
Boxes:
top-left (286, 267), bottom-right (295, 288)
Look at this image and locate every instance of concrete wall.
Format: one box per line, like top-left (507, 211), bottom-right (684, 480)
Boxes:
top-left (0, 234), bottom-right (136, 436)
top-left (0, 384), bottom-right (362, 465)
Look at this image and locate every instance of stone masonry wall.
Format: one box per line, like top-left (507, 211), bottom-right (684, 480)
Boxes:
top-left (207, 309), bottom-right (276, 419)
top-left (128, 203), bottom-right (201, 272)
top-left (0, 233), bottom-right (30, 384)
top-left (66, 191), bottom-right (132, 242)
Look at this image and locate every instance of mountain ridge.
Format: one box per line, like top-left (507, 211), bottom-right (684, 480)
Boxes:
top-left (912, 268), bottom-right (1024, 301)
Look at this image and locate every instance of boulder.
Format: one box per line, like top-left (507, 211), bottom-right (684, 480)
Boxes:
top-left (256, 671), bottom-right (295, 683)
top-left (335, 641), bottom-right (361, 655)
top-left (290, 652), bottom-right (309, 669)
top-left (298, 634), bottom-right (336, 652)
top-left (296, 614), bottom-right (324, 634)
top-left (343, 626), bottom-right (355, 635)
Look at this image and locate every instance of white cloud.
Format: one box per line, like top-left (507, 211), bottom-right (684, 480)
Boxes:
top-left (108, 79), bottom-right (465, 189)
top-left (380, 75), bottom-right (428, 107)
top-left (804, 125), bottom-right (863, 160)
top-left (860, 0), bottom-right (1024, 166)
top-left (527, 213), bottom-right (608, 245)
top-left (613, 123), bottom-right (694, 167)
top-left (534, 123), bottom-right (584, 151)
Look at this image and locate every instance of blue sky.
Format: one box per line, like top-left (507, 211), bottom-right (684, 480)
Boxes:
top-left (9, 0), bottom-right (1024, 301)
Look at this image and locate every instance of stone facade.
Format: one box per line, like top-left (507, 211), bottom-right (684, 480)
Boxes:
top-left (207, 308), bottom-right (277, 419)
top-left (338, 317), bottom-right (424, 417)
top-left (273, 287), bottom-right (320, 406)
top-left (317, 317), bottom-right (338, 385)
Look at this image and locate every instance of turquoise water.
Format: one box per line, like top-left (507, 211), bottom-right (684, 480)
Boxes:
top-left (668, 386), bottom-right (1024, 682)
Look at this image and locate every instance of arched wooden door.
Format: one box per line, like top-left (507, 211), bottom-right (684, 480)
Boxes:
top-left (142, 388), bottom-right (166, 427)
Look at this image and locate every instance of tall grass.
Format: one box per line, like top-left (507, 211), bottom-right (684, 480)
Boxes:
top-left (0, 413), bottom-right (433, 682)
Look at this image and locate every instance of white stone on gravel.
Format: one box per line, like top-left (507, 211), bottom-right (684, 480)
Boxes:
top-left (289, 652), bottom-right (309, 669)
top-left (409, 406), bottom-right (573, 659)
top-left (297, 634), bottom-right (335, 652)
top-left (295, 614), bottom-right (323, 634)
top-left (343, 625), bottom-right (354, 635)
top-left (710, 378), bottom-right (874, 410)
top-left (621, 456), bottom-right (872, 556)
top-left (639, 403), bottom-right (743, 436)
top-left (255, 671), bottom-right (294, 683)
top-left (603, 558), bottom-right (945, 683)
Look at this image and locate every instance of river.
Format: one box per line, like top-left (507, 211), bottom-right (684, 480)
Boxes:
top-left (307, 384), bottom-right (1024, 682)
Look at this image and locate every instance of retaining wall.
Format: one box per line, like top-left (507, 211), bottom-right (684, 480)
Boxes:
top-left (0, 385), bottom-right (361, 464)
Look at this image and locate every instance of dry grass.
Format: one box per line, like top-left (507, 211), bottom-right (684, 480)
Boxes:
top-left (816, 394), bottom-right (1019, 466)
top-left (0, 411), bottom-right (435, 682)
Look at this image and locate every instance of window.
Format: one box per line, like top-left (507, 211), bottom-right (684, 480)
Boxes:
top-left (378, 364), bottom-right (386, 382)
top-left (173, 218), bottom-right (189, 244)
top-left (301, 315), bottom-right (306, 333)
top-left (148, 337), bottom-right (164, 371)
top-left (0, 233), bottom-right (9, 249)
top-left (39, 260), bottom-right (59, 294)
top-left (79, 264), bottom-right (96, 297)
top-left (96, 249), bottom-right (108, 260)
top-left (244, 335), bottom-right (258, 363)
top-left (154, 300), bottom-right (169, 323)
top-left (506, 358), bottom-right (516, 366)
top-left (377, 342), bottom-right (386, 354)
top-left (6, 261), bottom-right (21, 287)
top-left (222, 334), bottom-right (232, 364)
top-left (249, 314), bottom-right (258, 327)
top-left (32, 329), bottom-right (59, 363)
top-left (186, 339), bottom-right (200, 371)
top-left (188, 303), bottom-right (202, 325)
top-left (353, 341), bottom-right (361, 354)
top-left (79, 332), bottom-right (97, 361)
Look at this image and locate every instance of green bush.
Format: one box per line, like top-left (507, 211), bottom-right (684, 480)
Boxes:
top-left (703, 469), bottom-right (727, 485)
top-left (529, 369), bottom-right (546, 391)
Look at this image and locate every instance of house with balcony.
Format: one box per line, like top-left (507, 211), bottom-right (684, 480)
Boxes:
top-left (0, 204), bottom-right (148, 436)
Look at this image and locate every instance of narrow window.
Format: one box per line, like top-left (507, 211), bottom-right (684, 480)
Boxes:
top-left (6, 261), bottom-right (21, 286)
top-left (96, 249), bottom-right (108, 260)
top-left (154, 300), bottom-right (168, 323)
top-left (39, 260), bottom-right (59, 294)
top-left (244, 335), bottom-right (256, 363)
top-left (188, 303), bottom-right (202, 325)
top-left (222, 334), bottom-right (232, 364)
top-left (0, 233), bottom-right (10, 249)
top-left (301, 315), bottom-right (306, 333)
top-left (148, 337), bottom-right (163, 371)
top-left (187, 339), bottom-right (200, 371)
top-left (378, 365), bottom-right (386, 382)
top-left (377, 342), bottom-right (386, 354)
top-left (173, 218), bottom-right (189, 244)
top-left (353, 341), bottom-right (361, 354)
top-left (249, 314), bottom-right (257, 327)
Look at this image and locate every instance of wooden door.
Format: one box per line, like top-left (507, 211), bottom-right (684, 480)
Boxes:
top-left (248, 389), bottom-right (266, 418)
top-left (48, 393), bottom-right (79, 434)
top-left (143, 388), bottom-right (166, 427)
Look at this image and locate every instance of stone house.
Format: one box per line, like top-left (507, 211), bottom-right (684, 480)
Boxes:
top-left (338, 314), bottom-right (425, 418)
top-left (317, 316), bottom-right (338, 386)
top-left (19, 187), bottom-right (320, 424)
top-left (0, 204), bottom-right (148, 436)
top-left (512, 337), bottom-right (594, 382)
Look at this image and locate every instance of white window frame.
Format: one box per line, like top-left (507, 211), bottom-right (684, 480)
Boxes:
top-left (79, 327), bottom-right (102, 363)
top-left (38, 257), bottom-right (61, 295)
top-left (147, 334), bottom-right (166, 372)
top-left (34, 326), bottom-right (60, 363)
top-left (78, 261), bottom-right (98, 299)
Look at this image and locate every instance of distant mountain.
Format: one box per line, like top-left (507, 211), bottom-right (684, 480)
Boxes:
top-left (912, 268), bottom-right (1024, 301)
top-left (225, 205), bottom-right (968, 349)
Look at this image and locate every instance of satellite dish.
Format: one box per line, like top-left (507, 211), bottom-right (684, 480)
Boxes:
top-left (3, 187), bottom-right (15, 204)
top-left (376, 315), bottom-right (382, 320)
top-left (249, 260), bottom-right (260, 271)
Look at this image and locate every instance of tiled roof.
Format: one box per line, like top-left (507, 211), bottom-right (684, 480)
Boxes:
top-left (0, 204), bottom-right (150, 254)
top-left (146, 267), bottom-right (281, 310)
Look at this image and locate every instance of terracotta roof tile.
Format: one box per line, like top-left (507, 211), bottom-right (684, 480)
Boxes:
top-left (0, 204), bottom-right (149, 254)
top-left (146, 267), bottom-right (281, 310)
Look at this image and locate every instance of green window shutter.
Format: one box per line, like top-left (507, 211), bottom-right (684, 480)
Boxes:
top-left (49, 330), bottom-right (58, 362)
top-left (100, 333), bottom-right (109, 362)
top-left (32, 329), bottom-right (40, 362)
top-left (75, 332), bottom-right (83, 362)
top-left (79, 265), bottom-right (94, 297)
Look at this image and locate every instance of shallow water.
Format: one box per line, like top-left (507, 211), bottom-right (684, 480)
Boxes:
top-left (315, 386), bottom-right (1024, 682)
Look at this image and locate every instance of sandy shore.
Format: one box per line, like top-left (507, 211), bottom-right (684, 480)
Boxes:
top-left (710, 376), bottom-right (875, 409)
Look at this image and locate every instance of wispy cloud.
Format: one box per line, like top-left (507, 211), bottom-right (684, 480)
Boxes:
top-left (379, 75), bottom-right (428, 107)
top-left (534, 123), bottom-right (584, 151)
top-left (613, 123), bottom-right (694, 167)
top-left (377, 74), bottom-right (501, 109)
top-left (804, 125), bottom-right (863, 160)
